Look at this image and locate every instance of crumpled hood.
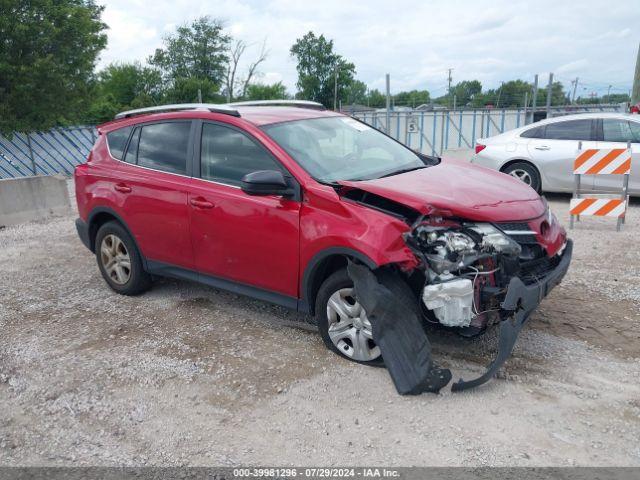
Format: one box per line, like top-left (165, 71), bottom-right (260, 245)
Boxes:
top-left (339, 160), bottom-right (546, 222)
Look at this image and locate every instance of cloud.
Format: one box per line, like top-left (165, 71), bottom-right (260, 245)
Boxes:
top-left (97, 0), bottom-right (640, 96)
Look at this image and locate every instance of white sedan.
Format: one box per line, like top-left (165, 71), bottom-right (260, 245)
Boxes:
top-left (470, 112), bottom-right (639, 195)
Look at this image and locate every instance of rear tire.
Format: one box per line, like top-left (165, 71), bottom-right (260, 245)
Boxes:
top-left (503, 161), bottom-right (541, 193)
top-left (95, 221), bottom-right (151, 296)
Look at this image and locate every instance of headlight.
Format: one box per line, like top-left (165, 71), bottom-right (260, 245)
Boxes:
top-left (468, 223), bottom-right (521, 256)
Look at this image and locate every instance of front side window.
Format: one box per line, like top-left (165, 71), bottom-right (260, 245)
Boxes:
top-left (602, 119), bottom-right (633, 143)
top-left (106, 126), bottom-right (132, 160)
top-left (544, 120), bottom-right (593, 141)
top-left (137, 122), bottom-right (191, 175)
top-left (262, 117), bottom-right (425, 183)
top-left (200, 123), bottom-right (282, 185)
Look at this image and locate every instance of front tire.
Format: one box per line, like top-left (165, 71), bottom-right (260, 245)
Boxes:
top-left (316, 269), bottom-right (383, 366)
top-left (95, 221), bottom-right (151, 296)
top-left (503, 161), bottom-right (541, 193)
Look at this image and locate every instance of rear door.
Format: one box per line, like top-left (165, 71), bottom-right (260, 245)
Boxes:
top-left (188, 121), bottom-right (301, 298)
top-left (115, 120), bottom-right (196, 269)
top-left (526, 119), bottom-right (597, 192)
top-left (594, 118), bottom-right (640, 194)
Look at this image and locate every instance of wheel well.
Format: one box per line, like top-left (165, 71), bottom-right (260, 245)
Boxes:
top-left (306, 255), bottom-right (349, 315)
top-left (499, 159), bottom-right (541, 190)
top-left (88, 212), bottom-right (120, 252)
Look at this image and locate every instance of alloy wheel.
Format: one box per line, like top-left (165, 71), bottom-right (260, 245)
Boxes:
top-left (509, 169), bottom-right (532, 185)
top-left (100, 234), bottom-right (131, 285)
top-left (326, 288), bottom-right (380, 362)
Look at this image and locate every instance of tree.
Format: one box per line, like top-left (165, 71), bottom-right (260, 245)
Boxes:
top-left (451, 80), bottom-right (482, 106)
top-left (343, 80), bottom-right (368, 105)
top-left (394, 90), bottom-right (430, 108)
top-left (224, 40), bottom-right (269, 101)
top-left (366, 89), bottom-right (386, 108)
top-left (245, 82), bottom-right (289, 101)
top-left (290, 32), bottom-right (355, 108)
top-left (87, 62), bottom-right (163, 122)
top-left (0, 0), bottom-right (107, 133)
top-left (149, 16), bottom-right (230, 93)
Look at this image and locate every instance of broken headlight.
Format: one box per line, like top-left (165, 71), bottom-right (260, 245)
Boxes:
top-left (468, 223), bottom-right (521, 257)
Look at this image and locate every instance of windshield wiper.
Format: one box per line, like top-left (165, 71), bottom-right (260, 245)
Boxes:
top-left (377, 165), bottom-right (426, 179)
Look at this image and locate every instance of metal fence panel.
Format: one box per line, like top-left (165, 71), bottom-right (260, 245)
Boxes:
top-left (353, 105), bottom-right (622, 156)
top-left (0, 126), bottom-right (96, 179)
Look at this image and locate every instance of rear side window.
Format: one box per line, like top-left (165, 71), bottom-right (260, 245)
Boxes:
top-left (520, 126), bottom-right (544, 138)
top-left (200, 123), bottom-right (282, 186)
top-left (124, 127), bottom-right (140, 164)
top-left (544, 120), bottom-right (593, 141)
top-left (106, 126), bottom-right (132, 160)
top-left (602, 119), bottom-right (633, 143)
top-left (137, 122), bottom-right (191, 175)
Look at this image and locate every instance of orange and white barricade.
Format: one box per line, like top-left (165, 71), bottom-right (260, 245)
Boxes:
top-left (570, 143), bottom-right (631, 231)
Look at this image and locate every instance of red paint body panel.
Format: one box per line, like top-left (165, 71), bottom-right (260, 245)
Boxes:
top-left (188, 177), bottom-right (301, 297)
top-left (76, 107), bottom-right (567, 306)
top-left (340, 160), bottom-right (545, 222)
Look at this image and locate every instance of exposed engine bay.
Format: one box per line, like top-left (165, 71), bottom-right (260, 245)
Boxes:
top-left (404, 215), bottom-right (553, 334)
top-left (347, 209), bottom-right (572, 394)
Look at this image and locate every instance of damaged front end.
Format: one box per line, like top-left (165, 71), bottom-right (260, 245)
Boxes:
top-left (348, 212), bottom-right (573, 394)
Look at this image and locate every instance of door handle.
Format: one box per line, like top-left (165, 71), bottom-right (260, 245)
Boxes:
top-left (190, 197), bottom-right (214, 209)
top-left (534, 145), bottom-right (550, 151)
top-left (114, 183), bottom-right (131, 193)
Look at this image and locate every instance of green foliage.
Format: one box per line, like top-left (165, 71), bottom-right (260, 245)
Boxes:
top-left (149, 16), bottom-right (230, 91)
top-left (163, 77), bottom-right (225, 104)
top-left (366, 89), bottom-right (386, 108)
top-left (0, 0), bottom-right (107, 134)
top-left (394, 89), bottom-right (430, 107)
top-left (290, 32), bottom-right (355, 108)
top-left (343, 80), bottom-right (368, 105)
top-left (244, 82), bottom-right (290, 101)
top-left (451, 80), bottom-right (482, 106)
top-left (87, 62), bottom-right (163, 123)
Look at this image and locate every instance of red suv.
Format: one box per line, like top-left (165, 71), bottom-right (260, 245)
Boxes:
top-left (75, 101), bottom-right (571, 379)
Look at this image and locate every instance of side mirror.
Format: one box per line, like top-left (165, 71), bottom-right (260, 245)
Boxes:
top-left (240, 170), bottom-right (294, 197)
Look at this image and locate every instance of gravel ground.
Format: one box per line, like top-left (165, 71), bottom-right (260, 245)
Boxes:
top-left (0, 186), bottom-right (639, 467)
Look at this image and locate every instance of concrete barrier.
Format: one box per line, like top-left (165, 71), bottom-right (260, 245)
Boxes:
top-left (0, 175), bottom-right (71, 227)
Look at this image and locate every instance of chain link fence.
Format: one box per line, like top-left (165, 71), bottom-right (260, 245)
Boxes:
top-left (353, 105), bottom-right (624, 156)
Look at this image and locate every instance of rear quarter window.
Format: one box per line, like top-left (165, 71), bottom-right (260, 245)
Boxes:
top-left (106, 126), bottom-right (133, 160)
top-left (520, 126), bottom-right (544, 138)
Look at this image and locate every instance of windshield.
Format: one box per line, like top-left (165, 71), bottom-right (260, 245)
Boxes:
top-left (261, 116), bottom-right (425, 183)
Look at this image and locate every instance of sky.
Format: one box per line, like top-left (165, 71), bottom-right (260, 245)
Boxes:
top-left (98, 0), bottom-right (640, 98)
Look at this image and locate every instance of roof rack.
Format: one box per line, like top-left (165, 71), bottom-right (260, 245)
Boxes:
top-left (114, 103), bottom-right (240, 120)
top-left (227, 100), bottom-right (326, 110)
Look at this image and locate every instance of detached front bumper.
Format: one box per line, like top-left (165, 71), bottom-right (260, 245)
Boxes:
top-left (451, 239), bottom-right (573, 391)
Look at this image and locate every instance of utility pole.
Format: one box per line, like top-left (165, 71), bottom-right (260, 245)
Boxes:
top-left (447, 68), bottom-right (453, 108)
top-left (632, 42), bottom-right (640, 105)
top-left (496, 81), bottom-right (504, 108)
top-left (385, 73), bottom-right (391, 135)
top-left (545, 72), bottom-right (553, 119)
top-left (606, 84), bottom-right (612, 103)
top-left (531, 74), bottom-right (538, 124)
top-left (197, 89), bottom-right (202, 103)
top-left (571, 77), bottom-right (579, 104)
top-left (333, 65), bottom-right (338, 111)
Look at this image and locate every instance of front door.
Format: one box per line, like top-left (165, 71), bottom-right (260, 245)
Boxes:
top-left (526, 118), bottom-right (597, 192)
top-left (189, 121), bottom-right (301, 298)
